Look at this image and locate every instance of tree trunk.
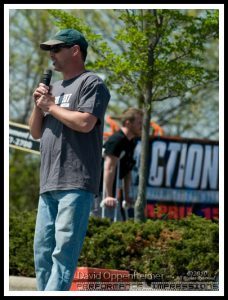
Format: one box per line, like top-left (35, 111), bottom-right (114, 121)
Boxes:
top-left (134, 9), bottom-right (155, 222)
top-left (134, 101), bottom-right (152, 222)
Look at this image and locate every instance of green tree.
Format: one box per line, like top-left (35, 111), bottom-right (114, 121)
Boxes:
top-left (9, 10), bottom-right (57, 124)
top-left (48, 9), bottom-right (219, 221)
top-left (9, 10), bottom-right (59, 212)
top-left (9, 9), bottom-right (219, 137)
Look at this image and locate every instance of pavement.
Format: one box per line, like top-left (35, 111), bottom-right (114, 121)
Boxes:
top-left (9, 276), bottom-right (37, 291)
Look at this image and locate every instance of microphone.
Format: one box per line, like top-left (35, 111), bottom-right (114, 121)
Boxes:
top-left (41, 69), bottom-right (52, 86)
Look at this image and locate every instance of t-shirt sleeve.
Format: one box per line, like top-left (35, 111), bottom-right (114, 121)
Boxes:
top-left (103, 134), bottom-right (124, 158)
top-left (77, 76), bottom-right (110, 123)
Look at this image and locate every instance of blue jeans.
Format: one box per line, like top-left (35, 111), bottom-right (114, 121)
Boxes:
top-left (33, 189), bottom-right (93, 291)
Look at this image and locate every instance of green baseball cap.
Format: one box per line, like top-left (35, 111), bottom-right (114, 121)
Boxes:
top-left (40, 28), bottom-right (88, 53)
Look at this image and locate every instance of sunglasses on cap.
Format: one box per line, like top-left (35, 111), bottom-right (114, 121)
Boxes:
top-left (50, 44), bottom-right (74, 53)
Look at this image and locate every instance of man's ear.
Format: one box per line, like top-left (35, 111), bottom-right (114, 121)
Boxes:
top-left (72, 45), bottom-right (80, 56)
top-left (124, 120), bottom-right (131, 127)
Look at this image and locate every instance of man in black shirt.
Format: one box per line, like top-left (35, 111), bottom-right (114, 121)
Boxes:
top-left (101, 107), bottom-right (143, 221)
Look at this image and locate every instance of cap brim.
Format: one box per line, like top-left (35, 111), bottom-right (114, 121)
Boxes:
top-left (40, 39), bottom-right (65, 50)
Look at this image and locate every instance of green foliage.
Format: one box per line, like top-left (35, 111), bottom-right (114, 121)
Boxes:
top-left (9, 209), bottom-right (37, 277)
top-left (9, 9), bottom-right (219, 138)
top-left (9, 10), bottom-right (53, 122)
top-left (48, 9), bottom-right (219, 101)
top-left (9, 212), bottom-right (219, 281)
top-left (9, 149), bottom-right (40, 212)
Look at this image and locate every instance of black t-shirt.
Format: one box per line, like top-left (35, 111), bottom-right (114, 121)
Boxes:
top-left (103, 129), bottom-right (137, 179)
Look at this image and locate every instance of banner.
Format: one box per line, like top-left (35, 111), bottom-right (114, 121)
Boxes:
top-left (132, 137), bottom-right (219, 206)
top-left (9, 121), bottom-right (40, 154)
top-left (9, 123), bottom-right (219, 220)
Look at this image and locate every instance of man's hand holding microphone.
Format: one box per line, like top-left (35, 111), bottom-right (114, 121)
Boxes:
top-left (33, 69), bottom-right (55, 112)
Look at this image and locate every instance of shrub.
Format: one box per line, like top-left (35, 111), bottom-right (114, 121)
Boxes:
top-left (9, 209), bottom-right (37, 277)
top-left (9, 211), bottom-right (219, 281)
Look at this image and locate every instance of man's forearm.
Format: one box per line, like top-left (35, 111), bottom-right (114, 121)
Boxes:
top-left (48, 105), bottom-right (89, 132)
top-left (104, 169), bottom-right (115, 197)
top-left (28, 106), bottom-right (44, 139)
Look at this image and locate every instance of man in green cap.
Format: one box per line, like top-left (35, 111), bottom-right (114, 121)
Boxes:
top-left (39, 28), bottom-right (88, 61)
top-left (29, 28), bottom-right (110, 291)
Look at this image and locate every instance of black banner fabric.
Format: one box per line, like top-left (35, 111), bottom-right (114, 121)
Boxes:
top-left (132, 137), bottom-right (219, 206)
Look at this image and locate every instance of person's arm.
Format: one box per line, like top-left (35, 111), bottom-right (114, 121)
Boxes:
top-left (28, 106), bottom-right (44, 139)
top-left (103, 154), bottom-right (118, 207)
top-left (49, 104), bottom-right (97, 133)
top-left (28, 83), bottom-right (46, 139)
top-left (36, 93), bottom-right (97, 133)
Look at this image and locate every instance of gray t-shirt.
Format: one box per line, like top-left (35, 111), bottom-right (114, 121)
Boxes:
top-left (39, 71), bottom-right (110, 195)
